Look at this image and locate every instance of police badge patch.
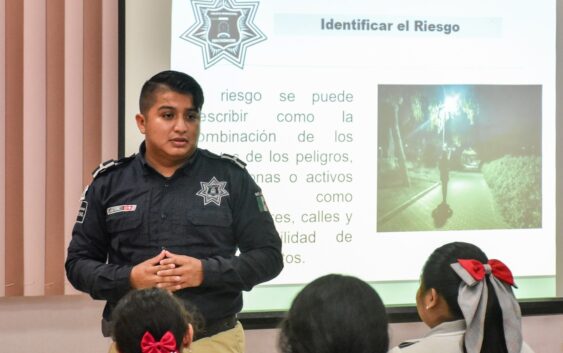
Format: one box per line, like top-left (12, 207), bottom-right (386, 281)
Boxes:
top-left (196, 176), bottom-right (230, 206)
top-left (76, 201), bottom-right (88, 223)
top-left (180, 0), bottom-right (267, 69)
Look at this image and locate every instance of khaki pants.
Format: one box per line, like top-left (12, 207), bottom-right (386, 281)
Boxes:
top-left (108, 321), bottom-right (245, 353)
top-left (188, 321), bottom-right (245, 353)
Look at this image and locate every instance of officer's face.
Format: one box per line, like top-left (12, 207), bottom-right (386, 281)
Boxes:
top-left (136, 89), bottom-right (200, 168)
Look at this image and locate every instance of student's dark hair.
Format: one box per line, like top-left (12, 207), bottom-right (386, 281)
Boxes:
top-left (421, 242), bottom-right (509, 353)
top-left (279, 274), bottom-right (389, 353)
top-left (139, 70), bottom-right (204, 114)
top-left (111, 288), bottom-right (192, 353)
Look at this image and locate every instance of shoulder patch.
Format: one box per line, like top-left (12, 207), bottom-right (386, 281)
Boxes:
top-left (76, 200), bottom-right (88, 223)
top-left (91, 155), bottom-right (135, 179)
top-left (220, 153), bottom-right (247, 169)
top-left (398, 341), bottom-right (419, 349)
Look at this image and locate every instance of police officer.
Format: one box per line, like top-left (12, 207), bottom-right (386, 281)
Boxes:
top-left (65, 70), bottom-right (283, 353)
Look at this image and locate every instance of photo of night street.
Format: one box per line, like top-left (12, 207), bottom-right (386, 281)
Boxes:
top-left (377, 85), bottom-right (541, 232)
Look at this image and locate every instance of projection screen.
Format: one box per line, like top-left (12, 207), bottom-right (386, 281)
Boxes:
top-left (122, 0), bottom-right (561, 313)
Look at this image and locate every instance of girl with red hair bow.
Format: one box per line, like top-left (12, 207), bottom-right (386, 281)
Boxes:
top-left (111, 288), bottom-right (196, 353)
top-left (389, 242), bottom-right (535, 353)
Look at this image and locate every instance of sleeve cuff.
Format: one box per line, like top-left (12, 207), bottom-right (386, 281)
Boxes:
top-left (99, 265), bottom-right (133, 301)
top-left (201, 258), bottom-right (220, 287)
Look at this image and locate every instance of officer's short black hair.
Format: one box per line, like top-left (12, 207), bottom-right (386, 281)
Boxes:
top-left (139, 70), bottom-right (204, 115)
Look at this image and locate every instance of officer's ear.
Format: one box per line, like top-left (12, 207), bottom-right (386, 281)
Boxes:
top-left (136, 113), bottom-right (147, 135)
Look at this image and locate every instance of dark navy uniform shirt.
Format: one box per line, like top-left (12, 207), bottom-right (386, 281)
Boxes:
top-left (65, 143), bottom-right (283, 328)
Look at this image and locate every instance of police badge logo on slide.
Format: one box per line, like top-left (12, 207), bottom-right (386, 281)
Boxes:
top-left (180, 0), bottom-right (267, 69)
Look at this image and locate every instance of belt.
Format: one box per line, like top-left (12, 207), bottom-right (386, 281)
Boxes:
top-left (195, 315), bottom-right (237, 340)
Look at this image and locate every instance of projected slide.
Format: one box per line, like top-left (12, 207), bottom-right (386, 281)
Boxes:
top-left (377, 85), bottom-right (542, 232)
top-left (147, 0), bottom-right (556, 296)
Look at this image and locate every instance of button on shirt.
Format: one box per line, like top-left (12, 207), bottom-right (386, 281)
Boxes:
top-left (65, 144), bottom-right (283, 326)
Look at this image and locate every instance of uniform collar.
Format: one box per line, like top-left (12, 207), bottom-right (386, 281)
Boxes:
top-left (137, 141), bottom-right (199, 177)
top-left (425, 319), bottom-right (466, 337)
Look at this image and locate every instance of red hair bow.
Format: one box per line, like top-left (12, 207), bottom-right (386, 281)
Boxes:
top-left (140, 331), bottom-right (177, 353)
top-left (457, 259), bottom-right (515, 286)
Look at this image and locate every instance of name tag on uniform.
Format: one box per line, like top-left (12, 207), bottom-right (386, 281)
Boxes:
top-left (107, 205), bottom-right (137, 215)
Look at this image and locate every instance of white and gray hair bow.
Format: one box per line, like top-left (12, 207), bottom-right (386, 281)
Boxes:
top-left (450, 259), bottom-right (522, 353)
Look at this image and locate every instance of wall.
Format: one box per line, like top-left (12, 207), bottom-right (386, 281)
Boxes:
top-left (0, 0), bottom-right (119, 297)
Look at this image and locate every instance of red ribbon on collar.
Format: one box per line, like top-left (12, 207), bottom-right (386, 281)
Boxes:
top-left (140, 331), bottom-right (177, 353)
top-left (457, 259), bottom-right (515, 286)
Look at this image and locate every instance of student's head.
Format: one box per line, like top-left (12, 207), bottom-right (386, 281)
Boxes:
top-left (417, 241), bottom-right (487, 325)
top-left (135, 71), bottom-right (204, 166)
top-left (417, 241), bottom-right (521, 353)
top-left (112, 288), bottom-right (193, 353)
top-left (279, 274), bottom-right (389, 353)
